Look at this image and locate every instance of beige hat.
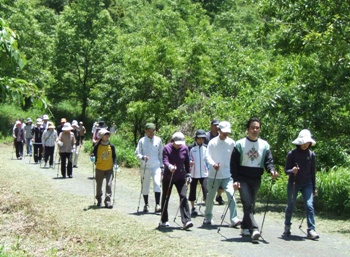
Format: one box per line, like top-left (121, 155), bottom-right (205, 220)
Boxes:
top-left (36, 118), bottom-right (43, 124)
top-left (72, 120), bottom-right (79, 127)
top-left (292, 129), bottom-right (316, 146)
top-left (48, 122), bottom-right (55, 129)
top-left (98, 128), bottom-right (110, 138)
top-left (62, 122), bottom-right (73, 131)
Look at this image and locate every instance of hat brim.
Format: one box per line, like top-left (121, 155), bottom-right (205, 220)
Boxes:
top-left (48, 126), bottom-right (56, 129)
top-left (174, 140), bottom-right (185, 145)
top-left (62, 127), bottom-right (73, 131)
top-left (220, 128), bottom-right (231, 133)
top-left (292, 138), bottom-right (316, 146)
top-left (196, 135), bottom-right (206, 138)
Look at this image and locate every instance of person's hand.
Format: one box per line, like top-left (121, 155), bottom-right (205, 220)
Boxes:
top-left (213, 163), bottom-right (220, 171)
top-left (160, 167), bottom-right (164, 175)
top-left (233, 181), bottom-right (240, 190)
top-left (90, 155), bottom-right (95, 163)
top-left (313, 189), bottom-right (318, 197)
top-left (186, 173), bottom-right (192, 184)
top-left (57, 141), bottom-right (63, 146)
top-left (168, 164), bottom-right (177, 173)
top-left (114, 164), bottom-right (119, 172)
top-left (190, 159), bottom-right (194, 167)
top-left (271, 170), bottom-right (279, 179)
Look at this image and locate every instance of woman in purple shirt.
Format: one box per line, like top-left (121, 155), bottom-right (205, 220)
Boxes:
top-left (160, 132), bottom-right (193, 230)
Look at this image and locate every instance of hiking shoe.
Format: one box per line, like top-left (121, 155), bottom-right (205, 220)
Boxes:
top-left (160, 221), bottom-right (169, 227)
top-left (241, 228), bottom-right (250, 236)
top-left (283, 225), bottom-right (291, 236)
top-left (143, 205), bottom-right (149, 212)
top-left (105, 204), bottom-right (113, 209)
top-left (191, 208), bottom-right (198, 216)
top-left (251, 230), bottom-right (261, 241)
top-left (203, 218), bottom-right (212, 225)
top-left (97, 200), bottom-right (102, 207)
top-left (307, 229), bottom-right (319, 240)
top-left (183, 221), bottom-right (193, 230)
top-left (155, 204), bottom-right (161, 213)
top-left (215, 195), bottom-right (224, 205)
top-left (229, 219), bottom-right (241, 228)
top-left (44, 162), bottom-right (47, 168)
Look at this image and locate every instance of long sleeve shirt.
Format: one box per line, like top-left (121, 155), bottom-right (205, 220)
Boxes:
top-left (135, 135), bottom-right (163, 169)
top-left (205, 136), bottom-right (235, 179)
top-left (188, 142), bottom-right (208, 178)
top-left (162, 143), bottom-right (190, 182)
top-left (42, 129), bottom-right (58, 147)
top-left (230, 137), bottom-right (275, 181)
top-left (285, 147), bottom-right (316, 191)
top-left (57, 131), bottom-right (76, 153)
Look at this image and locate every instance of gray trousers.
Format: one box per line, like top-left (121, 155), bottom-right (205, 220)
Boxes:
top-left (95, 168), bottom-right (114, 205)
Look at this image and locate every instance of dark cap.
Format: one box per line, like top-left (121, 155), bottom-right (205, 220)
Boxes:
top-left (195, 129), bottom-right (206, 138)
top-left (211, 119), bottom-right (220, 125)
top-left (145, 123), bottom-right (156, 130)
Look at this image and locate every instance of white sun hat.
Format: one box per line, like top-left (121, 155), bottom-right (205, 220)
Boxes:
top-left (292, 129), bottom-right (316, 146)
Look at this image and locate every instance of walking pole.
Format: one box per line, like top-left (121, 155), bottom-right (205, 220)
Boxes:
top-left (217, 196), bottom-right (233, 233)
top-left (211, 164), bottom-right (220, 189)
top-left (113, 165), bottom-right (118, 205)
top-left (260, 179), bottom-right (273, 235)
top-left (92, 162), bottom-right (96, 205)
top-left (158, 171), bottom-right (174, 228)
top-left (137, 159), bottom-right (147, 212)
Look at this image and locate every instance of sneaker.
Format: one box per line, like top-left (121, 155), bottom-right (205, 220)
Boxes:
top-left (229, 219), bottom-right (241, 228)
top-left (251, 230), bottom-right (261, 241)
top-left (73, 165), bottom-right (78, 168)
top-left (97, 200), bottom-right (102, 207)
top-left (191, 208), bottom-right (198, 216)
top-left (283, 225), bottom-right (291, 236)
top-left (155, 204), bottom-right (161, 213)
top-left (307, 229), bottom-right (319, 240)
top-left (143, 205), bottom-right (149, 213)
top-left (203, 218), bottom-right (212, 225)
top-left (105, 204), bottom-right (113, 209)
top-left (160, 221), bottom-right (169, 227)
top-left (241, 228), bottom-right (250, 236)
top-left (215, 195), bottom-right (224, 205)
top-left (44, 162), bottom-right (47, 168)
top-left (183, 221), bottom-right (193, 230)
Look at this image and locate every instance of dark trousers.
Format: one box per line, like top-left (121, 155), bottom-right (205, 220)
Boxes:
top-left (188, 177), bottom-right (208, 202)
top-left (161, 179), bottom-right (191, 224)
top-left (239, 178), bottom-right (261, 231)
top-left (44, 146), bottom-right (55, 166)
top-left (15, 141), bottom-right (24, 158)
top-left (33, 143), bottom-right (42, 163)
top-left (60, 152), bottom-right (73, 177)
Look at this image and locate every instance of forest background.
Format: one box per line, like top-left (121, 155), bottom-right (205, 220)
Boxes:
top-left (0, 0), bottom-right (349, 216)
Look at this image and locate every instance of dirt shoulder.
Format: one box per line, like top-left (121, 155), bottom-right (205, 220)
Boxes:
top-left (0, 144), bottom-right (349, 257)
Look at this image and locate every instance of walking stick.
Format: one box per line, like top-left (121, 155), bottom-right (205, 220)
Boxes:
top-left (137, 159), bottom-right (147, 212)
top-left (260, 179), bottom-right (273, 235)
top-left (92, 162), bottom-right (96, 205)
top-left (158, 171), bottom-right (174, 228)
top-left (113, 165), bottom-right (118, 205)
top-left (217, 196), bottom-right (233, 233)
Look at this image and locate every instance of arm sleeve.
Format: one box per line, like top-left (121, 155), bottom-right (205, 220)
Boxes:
top-left (158, 140), bottom-right (164, 168)
top-left (184, 147), bottom-right (190, 173)
top-left (264, 149), bottom-right (275, 173)
top-left (230, 146), bottom-right (241, 181)
top-left (284, 151), bottom-right (294, 175)
top-left (311, 151), bottom-right (316, 191)
top-left (134, 138), bottom-right (144, 160)
top-left (205, 142), bottom-right (216, 167)
top-left (112, 145), bottom-right (117, 164)
top-left (162, 147), bottom-right (170, 169)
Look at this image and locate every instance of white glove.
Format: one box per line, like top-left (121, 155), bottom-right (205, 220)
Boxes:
top-left (90, 156), bottom-right (95, 163)
top-left (168, 164), bottom-right (176, 171)
top-left (186, 173), bottom-right (192, 183)
top-left (114, 164), bottom-right (119, 172)
top-left (57, 141), bottom-right (63, 146)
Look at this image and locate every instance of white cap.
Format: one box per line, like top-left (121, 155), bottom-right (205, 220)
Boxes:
top-left (218, 121), bottom-right (231, 133)
top-left (172, 132), bottom-right (185, 145)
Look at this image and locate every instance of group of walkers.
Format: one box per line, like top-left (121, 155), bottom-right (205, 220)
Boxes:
top-left (129, 117), bottom-right (319, 242)
top-left (12, 115), bottom-right (87, 178)
top-left (12, 115), bottom-right (319, 243)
